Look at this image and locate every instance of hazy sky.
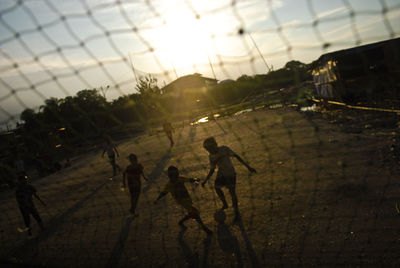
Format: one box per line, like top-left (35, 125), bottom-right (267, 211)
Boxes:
top-left (0, 0), bottom-right (399, 125)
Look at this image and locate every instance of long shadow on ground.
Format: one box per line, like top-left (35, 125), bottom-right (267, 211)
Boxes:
top-left (104, 149), bottom-right (172, 267)
top-left (142, 149), bottom-right (171, 193)
top-left (105, 216), bottom-right (135, 268)
top-left (177, 228), bottom-right (212, 268)
top-left (235, 211), bottom-right (261, 268)
top-left (214, 209), bottom-right (244, 268)
top-left (5, 181), bottom-right (109, 262)
top-left (214, 209), bottom-right (260, 267)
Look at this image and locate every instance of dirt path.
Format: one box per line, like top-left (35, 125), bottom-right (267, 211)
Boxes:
top-left (1, 108), bottom-right (399, 267)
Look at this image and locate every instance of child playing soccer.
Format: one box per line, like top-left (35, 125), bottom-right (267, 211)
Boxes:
top-left (163, 121), bottom-right (175, 147)
top-left (122, 153), bottom-right (147, 216)
top-left (102, 139), bottom-right (121, 177)
top-left (154, 166), bottom-right (212, 235)
top-left (202, 137), bottom-right (256, 221)
top-left (15, 174), bottom-right (46, 236)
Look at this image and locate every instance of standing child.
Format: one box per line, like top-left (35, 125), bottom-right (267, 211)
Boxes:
top-left (122, 154), bottom-right (147, 216)
top-left (154, 166), bottom-right (212, 235)
top-left (102, 139), bottom-right (121, 177)
top-left (202, 137), bottom-right (256, 221)
top-left (15, 174), bottom-right (46, 236)
top-left (163, 121), bottom-right (175, 147)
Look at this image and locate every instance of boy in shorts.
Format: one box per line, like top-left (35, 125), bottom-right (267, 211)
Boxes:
top-left (15, 174), bottom-right (46, 235)
top-left (154, 166), bottom-right (212, 235)
top-left (202, 137), bottom-right (256, 221)
top-left (122, 153), bottom-right (147, 216)
top-left (163, 121), bottom-right (175, 147)
top-left (102, 139), bottom-right (121, 177)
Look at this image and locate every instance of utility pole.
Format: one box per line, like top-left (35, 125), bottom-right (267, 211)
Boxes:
top-left (207, 54), bottom-right (217, 80)
top-left (170, 61), bottom-right (178, 80)
top-left (128, 53), bottom-right (139, 84)
top-left (248, 32), bottom-right (272, 73)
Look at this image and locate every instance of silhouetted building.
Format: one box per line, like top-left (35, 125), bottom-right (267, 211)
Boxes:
top-left (218, 79), bottom-right (235, 84)
top-left (162, 73), bottom-right (218, 97)
top-left (311, 38), bottom-right (400, 103)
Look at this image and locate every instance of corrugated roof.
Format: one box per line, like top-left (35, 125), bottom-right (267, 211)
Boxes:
top-left (313, 37), bottom-right (400, 66)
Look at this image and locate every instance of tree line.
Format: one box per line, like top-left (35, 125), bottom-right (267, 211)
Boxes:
top-left (0, 60), bottom-right (312, 183)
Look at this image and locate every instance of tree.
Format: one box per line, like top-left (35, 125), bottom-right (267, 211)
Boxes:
top-left (39, 97), bottom-right (61, 127)
top-left (237, 74), bottom-right (252, 82)
top-left (134, 74), bottom-right (163, 119)
top-left (135, 74), bottom-right (161, 95)
top-left (20, 108), bottom-right (38, 129)
top-left (75, 89), bottom-right (107, 110)
top-left (284, 60), bottom-right (307, 71)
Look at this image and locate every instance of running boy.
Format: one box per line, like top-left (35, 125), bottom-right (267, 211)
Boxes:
top-left (163, 121), bottom-right (175, 147)
top-left (154, 166), bottom-right (212, 235)
top-left (102, 139), bottom-right (121, 177)
top-left (202, 137), bottom-right (256, 221)
top-left (122, 153), bottom-right (147, 216)
top-left (15, 174), bottom-right (46, 236)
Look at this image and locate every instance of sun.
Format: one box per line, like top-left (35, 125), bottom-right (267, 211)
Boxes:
top-left (157, 13), bottom-right (211, 70)
top-left (143, 1), bottom-right (242, 75)
top-left (149, 2), bottom-right (237, 73)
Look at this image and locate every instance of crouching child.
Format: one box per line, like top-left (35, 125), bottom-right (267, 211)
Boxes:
top-left (154, 166), bottom-right (212, 235)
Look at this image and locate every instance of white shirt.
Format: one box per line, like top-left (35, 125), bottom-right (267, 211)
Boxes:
top-left (209, 146), bottom-right (236, 178)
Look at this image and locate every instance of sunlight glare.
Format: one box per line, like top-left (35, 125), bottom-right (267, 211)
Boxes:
top-left (154, 3), bottom-right (231, 72)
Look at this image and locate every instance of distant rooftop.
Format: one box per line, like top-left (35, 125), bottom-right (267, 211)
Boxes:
top-left (162, 73), bottom-right (218, 95)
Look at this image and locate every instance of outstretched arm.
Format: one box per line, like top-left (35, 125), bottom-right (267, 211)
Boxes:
top-left (180, 176), bottom-right (200, 184)
top-left (234, 154), bottom-right (256, 173)
top-left (114, 146), bottom-right (120, 157)
top-left (202, 168), bottom-right (215, 187)
top-left (34, 193), bottom-right (46, 206)
top-left (154, 191), bottom-right (168, 204)
top-left (190, 178), bottom-right (200, 184)
top-left (141, 171), bottom-right (148, 181)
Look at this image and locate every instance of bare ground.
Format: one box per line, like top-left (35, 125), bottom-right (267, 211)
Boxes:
top-left (1, 107), bottom-right (399, 267)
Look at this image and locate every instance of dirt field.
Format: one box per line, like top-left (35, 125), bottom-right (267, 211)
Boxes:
top-left (1, 107), bottom-right (399, 267)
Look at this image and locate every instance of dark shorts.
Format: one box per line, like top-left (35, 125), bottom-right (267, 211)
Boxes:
top-left (128, 181), bottom-right (141, 194)
top-left (215, 174), bottom-right (236, 189)
top-left (18, 203), bottom-right (38, 215)
top-left (165, 131), bottom-right (172, 138)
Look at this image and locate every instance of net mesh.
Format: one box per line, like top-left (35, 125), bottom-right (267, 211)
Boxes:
top-left (1, 0), bottom-right (400, 267)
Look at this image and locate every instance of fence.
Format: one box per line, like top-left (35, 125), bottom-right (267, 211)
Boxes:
top-left (1, 0), bottom-right (400, 267)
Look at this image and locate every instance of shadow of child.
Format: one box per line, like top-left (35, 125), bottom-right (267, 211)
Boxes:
top-left (214, 209), bottom-right (244, 268)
